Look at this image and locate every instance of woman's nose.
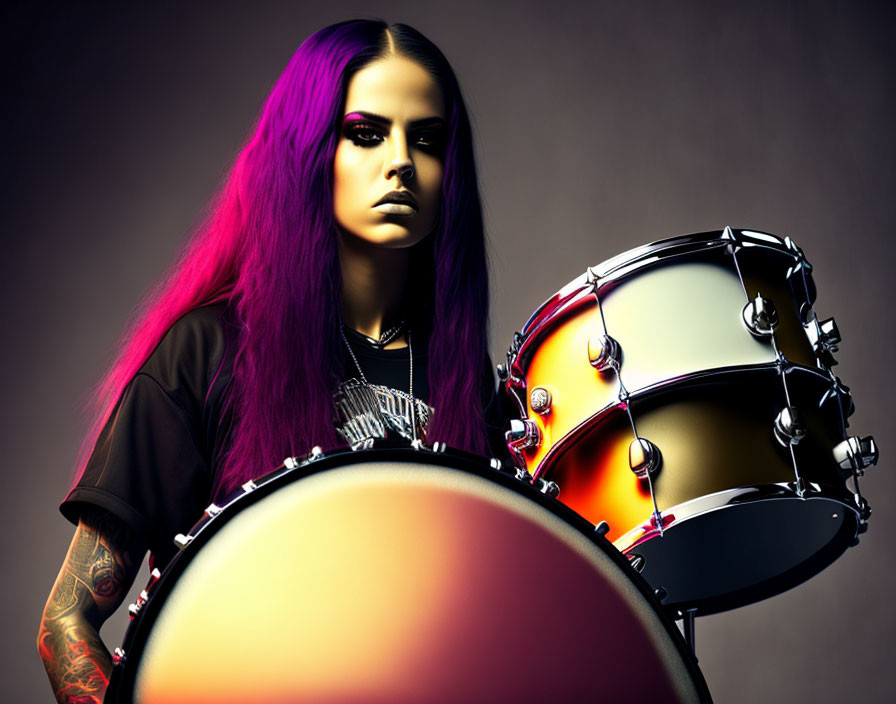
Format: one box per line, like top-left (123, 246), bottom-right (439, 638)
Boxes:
top-left (385, 134), bottom-right (414, 182)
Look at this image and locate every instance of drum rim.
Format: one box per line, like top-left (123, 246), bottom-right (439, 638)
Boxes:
top-left (506, 228), bottom-right (812, 394)
top-left (618, 487), bottom-right (860, 615)
top-left (106, 446), bottom-right (713, 703)
top-left (522, 228), bottom-right (805, 343)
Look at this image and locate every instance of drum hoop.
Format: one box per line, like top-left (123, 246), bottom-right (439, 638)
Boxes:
top-left (106, 447), bottom-right (713, 703)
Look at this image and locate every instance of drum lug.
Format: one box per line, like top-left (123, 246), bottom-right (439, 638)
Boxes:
top-left (505, 418), bottom-right (541, 451)
top-left (534, 478), bottom-right (560, 498)
top-left (741, 293), bottom-right (778, 338)
top-left (833, 435), bottom-right (879, 477)
top-left (173, 532), bottom-right (193, 550)
top-left (112, 647), bottom-right (126, 666)
top-left (854, 493), bottom-right (872, 523)
top-left (805, 315), bottom-right (841, 366)
top-left (628, 438), bottom-right (661, 479)
top-left (654, 586), bottom-right (668, 603)
top-left (530, 387), bottom-right (552, 415)
top-left (819, 379), bottom-right (855, 419)
top-left (496, 363), bottom-right (508, 381)
top-left (127, 589), bottom-right (150, 620)
top-left (587, 334), bottom-right (621, 373)
top-left (241, 479), bottom-right (258, 493)
top-left (627, 553), bottom-right (646, 573)
top-left (773, 406), bottom-right (807, 446)
top-left (489, 457), bottom-right (503, 471)
top-left (513, 466), bottom-right (532, 483)
top-left (284, 456), bottom-right (301, 469)
top-left (594, 520), bottom-right (610, 537)
top-left (204, 502), bottom-right (223, 518)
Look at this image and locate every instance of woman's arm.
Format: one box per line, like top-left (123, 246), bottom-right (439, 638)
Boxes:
top-left (38, 508), bottom-right (146, 704)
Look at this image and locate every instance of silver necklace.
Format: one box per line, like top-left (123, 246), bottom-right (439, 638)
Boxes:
top-left (349, 320), bottom-right (406, 348)
top-left (340, 326), bottom-right (417, 443)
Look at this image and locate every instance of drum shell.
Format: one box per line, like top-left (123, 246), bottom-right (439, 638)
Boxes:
top-left (512, 240), bottom-right (818, 475)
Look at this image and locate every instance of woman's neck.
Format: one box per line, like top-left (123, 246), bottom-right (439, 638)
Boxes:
top-left (338, 230), bottom-right (410, 348)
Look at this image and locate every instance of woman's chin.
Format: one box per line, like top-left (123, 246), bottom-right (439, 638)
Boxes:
top-left (341, 223), bottom-right (432, 250)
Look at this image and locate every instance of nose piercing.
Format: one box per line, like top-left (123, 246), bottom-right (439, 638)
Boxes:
top-left (397, 164), bottom-right (415, 179)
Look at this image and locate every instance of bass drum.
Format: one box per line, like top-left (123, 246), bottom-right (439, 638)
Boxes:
top-left (106, 447), bottom-right (710, 703)
top-left (502, 228), bottom-right (876, 615)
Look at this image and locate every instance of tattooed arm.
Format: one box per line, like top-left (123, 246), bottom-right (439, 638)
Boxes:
top-left (38, 508), bottom-right (146, 704)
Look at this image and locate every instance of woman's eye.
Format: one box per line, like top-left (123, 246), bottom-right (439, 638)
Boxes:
top-left (413, 130), bottom-right (446, 155)
top-left (346, 125), bottom-right (384, 147)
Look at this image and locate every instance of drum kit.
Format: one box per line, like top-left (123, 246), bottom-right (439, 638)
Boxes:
top-left (106, 228), bottom-right (877, 703)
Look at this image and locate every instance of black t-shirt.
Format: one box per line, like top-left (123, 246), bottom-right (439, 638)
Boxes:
top-left (60, 303), bottom-right (510, 569)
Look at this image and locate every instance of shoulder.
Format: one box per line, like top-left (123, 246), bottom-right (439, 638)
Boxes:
top-left (138, 302), bottom-right (235, 411)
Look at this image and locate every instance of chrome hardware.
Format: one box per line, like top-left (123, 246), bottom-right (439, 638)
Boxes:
top-left (127, 589), bottom-right (150, 619)
top-left (854, 494), bottom-right (871, 522)
top-left (505, 418), bottom-right (541, 451)
top-left (283, 456), bottom-right (300, 469)
top-left (308, 446), bottom-right (324, 461)
top-left (513, 466), bottom-right (531, 483)
top-left (587, 334), bottom-right (621, 372)
top-left (489, 457), bottom-right (503, 471)
top-left (112, 647), bottom-right (126, 665)
top-left (530, 387), bottom-right (552, 415)
top-left (741, 294), bottom-right (778, 337)
top-left (432, 442), bottom-right (447, 453)
top-left (173, 533), bottom-right (193, 550)
top-left (628, 437), bottom-right (661, 479)
top-left (833, 436), bottom-right (879, 475)
top-left (806, 316), bottom-right (841, 365)
top-left (594, 521), bottom-right (610, 537)
top-left (816, 317), bottom-right (841, 352)
top-left (773, 406), bottom-right (806, 446)
top-left (819, 380), bottom-right (855, 418)
top-left (204, 503), bottom-right (223, 517)
top-left (628, 553), bottom-right (646, 573)
top-left (496, 363), bottom-right (508, 381)
top-left (585, 265), bottom-right (600, 286)
top-left (241, 479), bottom-right (258, 493)
top-left (534, 478), bottom-right (560, 498)
top-left (654, 586), bottom-right (668, 603)
top-left (410, 438), bottom-right (425, 450)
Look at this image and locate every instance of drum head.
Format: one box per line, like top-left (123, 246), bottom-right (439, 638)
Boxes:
top-left (112, 452), bottom-right (709, 703)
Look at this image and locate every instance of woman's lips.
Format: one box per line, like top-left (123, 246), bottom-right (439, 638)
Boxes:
top-left (373, 202), bottom-right (417, 215)
top-left (374, 190), bottom-right (418, 215)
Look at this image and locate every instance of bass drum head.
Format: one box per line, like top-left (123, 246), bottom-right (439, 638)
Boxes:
top-left (114, 452), bottom-right (710, 703)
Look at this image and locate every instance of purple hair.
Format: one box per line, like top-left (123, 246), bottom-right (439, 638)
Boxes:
top-left (74, 20), bottom-right (490, 498)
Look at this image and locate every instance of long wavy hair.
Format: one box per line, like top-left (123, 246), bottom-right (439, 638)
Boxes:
top-left (74, 20), bottom-right (490, 498)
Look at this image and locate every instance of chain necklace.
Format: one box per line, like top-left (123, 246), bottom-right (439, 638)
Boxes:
top-left (349, 320), bottom-right (406, 348)
top-left (340, 325), bottom-right (417, 443)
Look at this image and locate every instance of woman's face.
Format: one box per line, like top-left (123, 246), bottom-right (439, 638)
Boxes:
top-left (333, 55), bottom-right (446, 248)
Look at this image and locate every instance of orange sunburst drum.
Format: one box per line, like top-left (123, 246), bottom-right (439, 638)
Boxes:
top-left (502, 228), bottom-right (876, 615)
top-left (105, 448), bottom-right (710, 703)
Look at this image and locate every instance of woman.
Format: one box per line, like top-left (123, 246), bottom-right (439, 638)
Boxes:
top-left (38, 20), bottom-right (504, 703)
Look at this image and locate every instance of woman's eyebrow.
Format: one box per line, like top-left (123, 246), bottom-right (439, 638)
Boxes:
top-left (343, 111), bottom-right (446, 129)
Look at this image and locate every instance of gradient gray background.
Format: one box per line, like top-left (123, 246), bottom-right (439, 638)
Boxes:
top-left (4, 1), bottom-right (894, 701)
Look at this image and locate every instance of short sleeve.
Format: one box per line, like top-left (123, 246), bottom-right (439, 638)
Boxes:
top-left (60, 305), bottom-right (230, 568)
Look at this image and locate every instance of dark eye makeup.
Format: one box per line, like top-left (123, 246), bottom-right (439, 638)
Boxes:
top-left (342, 113), bottom-right (446, 155)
